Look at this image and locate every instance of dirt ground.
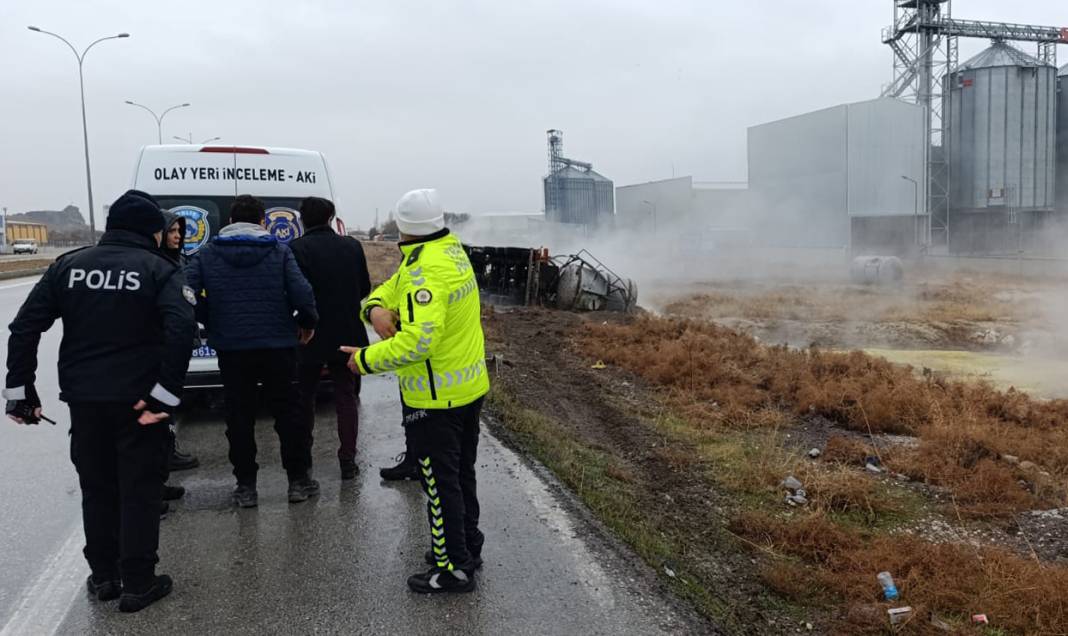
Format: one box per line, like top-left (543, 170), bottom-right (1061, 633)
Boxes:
top-left (0, 258), bottom-right (52, 274)
top-left (359, 239), bottom-right (399, 286)
top-left (483, 307), bottom-right (809, 633)
top-left (483, 305), bottom-right (1068, 634)
top-left (653, 270), bottom-right (1068, 355)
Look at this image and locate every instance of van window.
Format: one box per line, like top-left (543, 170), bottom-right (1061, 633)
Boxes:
top-left (156, 195), bottom-right (305, 255)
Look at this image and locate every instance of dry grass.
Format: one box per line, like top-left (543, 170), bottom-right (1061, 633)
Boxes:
top-left (581, 316), bottom-right (1068, 517)
top-left (358, 239), bottom-right (400, 286)
top-left (731, 511), bottom-right (1068, 635)
top-left (662, 275), bottom-right (1037, 326)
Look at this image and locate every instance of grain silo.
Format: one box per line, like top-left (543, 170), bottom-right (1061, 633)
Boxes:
top-left (1058, 63), bottom-right (1068, 214)
top-left (944, 42), bottom-right (1058, 253)
top-left (543, 130), bottom-right (614, 228)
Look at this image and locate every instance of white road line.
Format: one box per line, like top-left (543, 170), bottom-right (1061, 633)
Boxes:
top-left (0, 280), bottom-right (39, 291)
top-left (0, 524), bottom-right (86, 636)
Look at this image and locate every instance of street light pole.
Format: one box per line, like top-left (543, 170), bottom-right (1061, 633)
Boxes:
top-left (125, 101), bottom-right (190, 144)
top-left (29, 26), bottom-right (129, 243)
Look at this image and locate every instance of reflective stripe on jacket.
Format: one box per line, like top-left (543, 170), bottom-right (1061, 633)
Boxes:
top-left (355, 229), bottom-right (489, 409)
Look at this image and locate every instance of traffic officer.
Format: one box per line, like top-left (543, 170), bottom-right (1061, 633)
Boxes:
top-left (4, 190), bottom-right (196, 613)
top-left (342, 188), bottom-right (489, 594)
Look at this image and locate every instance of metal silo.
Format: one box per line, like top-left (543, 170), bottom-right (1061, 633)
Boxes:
top-left (944, 42), bottom-right (1058, 253)
top-left (544, 165), bottom-right (614, 226)
top-left (1058, 63), bottom-right (1068, 213)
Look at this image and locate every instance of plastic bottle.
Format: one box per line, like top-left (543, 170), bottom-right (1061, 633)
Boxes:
top-left (877, 571), bottom-right (899, 601)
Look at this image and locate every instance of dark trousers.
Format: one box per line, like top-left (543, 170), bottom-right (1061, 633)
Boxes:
top-left (405, 397), bottom-right (485, 571)
top-left (297, 353), bottom-right (360, 463)
top-left (217, 347), bottom-right (311, 484)
top-left (69, 402), bottom-right (169, 591)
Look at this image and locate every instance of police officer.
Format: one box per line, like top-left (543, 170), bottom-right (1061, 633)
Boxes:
top-left (4, 190), bottom-right (196, 613)
top-left (341, 188), bottom-right (489, 594)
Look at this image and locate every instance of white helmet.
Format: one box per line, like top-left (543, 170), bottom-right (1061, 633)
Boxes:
top-left (395, 188), bottom-right (445, 236)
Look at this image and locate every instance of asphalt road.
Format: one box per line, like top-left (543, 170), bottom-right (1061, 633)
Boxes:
top-left (0, 276), bottom-right (705, 635)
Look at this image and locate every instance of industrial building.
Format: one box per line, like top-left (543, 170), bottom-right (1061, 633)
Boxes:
top-left (543, 130), bottom-right (615, 228)
top-left (748, 97), bottom-right (926, 251)
top-left (5, 221), bottom-right (49, 245)
top-left (615, 177), bottom-right (748, 242)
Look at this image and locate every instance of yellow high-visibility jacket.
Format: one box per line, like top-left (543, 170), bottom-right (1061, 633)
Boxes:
top-left (354, 230), bottom-right (489, 409)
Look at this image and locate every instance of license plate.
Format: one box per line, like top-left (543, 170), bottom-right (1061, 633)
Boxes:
top-left (191, 345), bottom-right (217, 358)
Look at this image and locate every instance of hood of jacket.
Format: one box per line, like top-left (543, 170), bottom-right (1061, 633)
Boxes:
top-left (213, 222), bottom-right (277, 268)
top-left (161, 210), bottom-right (186, 261)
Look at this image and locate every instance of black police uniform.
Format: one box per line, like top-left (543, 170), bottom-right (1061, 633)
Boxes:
top-left (4, 193), bottom-right (196, 605)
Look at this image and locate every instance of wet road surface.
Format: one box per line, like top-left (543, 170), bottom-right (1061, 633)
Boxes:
top-left (0, 276), bottom-right (705, 635)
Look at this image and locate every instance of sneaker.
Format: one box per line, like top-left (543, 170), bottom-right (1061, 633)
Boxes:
top-left (169, 445), bottom-right (200, 471)
top-left (407, 567), bottom-right (475, 594)
top-left (380, 452), bottom-right (419, 481)
top-left (340, 460), bottom-right (359, 481)
top-left (118, 575), bottom-right (173, 613)
top-left (162, 484), bottom-right (185, 501)
top-left (86, 575), bottom-right (121, 601)
top-left (233, 484), bottom-right (258, 508)
top-left (288, 477), bottom-right (321, 503)
top-left (424, 549), bottom-right (483, 571)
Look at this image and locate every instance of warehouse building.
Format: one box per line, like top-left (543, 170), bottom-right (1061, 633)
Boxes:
top-left (615, 177), bottom-right (748, 246)
top-left (747, 97), bottom-right (926, 253)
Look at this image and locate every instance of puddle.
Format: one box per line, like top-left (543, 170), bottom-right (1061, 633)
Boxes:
top-left (863, 348), bottom-right (1068, 399)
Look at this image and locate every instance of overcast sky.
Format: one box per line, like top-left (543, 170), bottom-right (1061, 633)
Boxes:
top-left (1, 0), bottom-right (1065, 229)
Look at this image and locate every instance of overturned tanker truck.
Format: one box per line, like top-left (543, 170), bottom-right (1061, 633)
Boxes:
top-left (462, 245), bottom-right (638, 313)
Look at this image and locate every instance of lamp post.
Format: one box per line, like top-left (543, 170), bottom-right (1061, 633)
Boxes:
top-left (125, 101), bottom-right (189, 144)
top-left (28, 26), bottom-right (129, 243)
top-left (173, 134), bottom-right (221, 145)
top-left (901, 175), bottom-right (920, 247)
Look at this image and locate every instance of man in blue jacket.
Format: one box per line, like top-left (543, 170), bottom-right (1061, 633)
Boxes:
top-left (185, 195), bottom-right (319, 508)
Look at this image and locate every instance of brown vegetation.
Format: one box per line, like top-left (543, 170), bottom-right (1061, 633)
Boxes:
top-left (581, 316), bottom-right (1068, 517)
top-left (730, 511), bottom-right (1068, 635)
top-left (358, 239), bottom-right (400, 286)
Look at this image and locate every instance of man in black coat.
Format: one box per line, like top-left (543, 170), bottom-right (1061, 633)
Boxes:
top-left (4, 190), bottom-right (196, 612)
top-left (289, 197), bottom-right (371, 479)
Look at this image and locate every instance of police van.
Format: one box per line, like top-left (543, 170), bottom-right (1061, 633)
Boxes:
top-left (131, 144), bottom-right (346, 388)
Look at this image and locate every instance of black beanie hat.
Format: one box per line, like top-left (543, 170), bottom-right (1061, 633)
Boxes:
top-left (106, 190), bottom-right (165, 238)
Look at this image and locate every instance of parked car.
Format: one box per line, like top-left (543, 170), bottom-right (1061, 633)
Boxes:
top-left (12, 239), bottom-right (38, 255)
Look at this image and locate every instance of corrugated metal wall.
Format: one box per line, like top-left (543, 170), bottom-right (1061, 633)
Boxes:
top-left (1058, 69), bottom-right (1068, 212)
top-left (747, 98), bottom-right (924, 248)
top-left (7, 223), bottom-right (48, 244)
top-left (946, 63), bottom-right (1057, 212)
top-left (544, 175), bottom-right (614, 226)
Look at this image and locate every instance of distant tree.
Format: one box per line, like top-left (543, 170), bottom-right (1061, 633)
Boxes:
top-left (444, 212), bottom-right (470, 227)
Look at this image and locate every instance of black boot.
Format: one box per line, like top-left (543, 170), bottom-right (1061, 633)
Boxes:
top-left (287, 475), bottom-right (321, 503)
top-left (162, 484), bottom-right (185, 501)
top-left (379, 452), bottom-right (419, 481)
top-left (118, 575), bottom-right (173, 613)
top-left (169, 443), bottom-right (199, 471)
top-left (407, 567), bottom-right (474, 594)
top-left (86, 575), bottom-right (121, 601)
top-left (340, 459), bottom-right (359, 480)
top-left (424, 549), bottom-right (483, 571)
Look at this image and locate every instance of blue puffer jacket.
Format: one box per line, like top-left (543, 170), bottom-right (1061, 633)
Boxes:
top-left (185, 222), bottom-right (318, 351)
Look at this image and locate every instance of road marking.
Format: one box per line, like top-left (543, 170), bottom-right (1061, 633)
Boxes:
top-left (0, 280), bottom-right (39, 291)
top-left (0, 524), bottom-right (86, 636)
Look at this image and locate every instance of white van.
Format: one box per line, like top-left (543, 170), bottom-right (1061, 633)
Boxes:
top-left (131, 144), bottom-right (346, 388)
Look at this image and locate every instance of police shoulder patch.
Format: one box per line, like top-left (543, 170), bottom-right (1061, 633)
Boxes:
top-left (414, 288), bottom-right (433, 305)
top-left (182, 285), bottom-right (197, 306)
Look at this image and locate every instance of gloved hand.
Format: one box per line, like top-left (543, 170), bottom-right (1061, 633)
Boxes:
top-left (5, 385), bottom-right (42, 424)
top-left (133, 396), bottom-right (171, 426)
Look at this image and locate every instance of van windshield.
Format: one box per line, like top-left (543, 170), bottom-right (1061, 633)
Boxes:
top-left (155, 195), bottom-right (305, 256)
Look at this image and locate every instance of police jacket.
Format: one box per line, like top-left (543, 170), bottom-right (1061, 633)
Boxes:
top-left (289, 225), bottom-right (371, 363)
top-left (4, 230), bottom-right (197, 406)
top-left (184, 222), bottom-right (317, 352)
top-left (354, 229), bottom-right (489, 409)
